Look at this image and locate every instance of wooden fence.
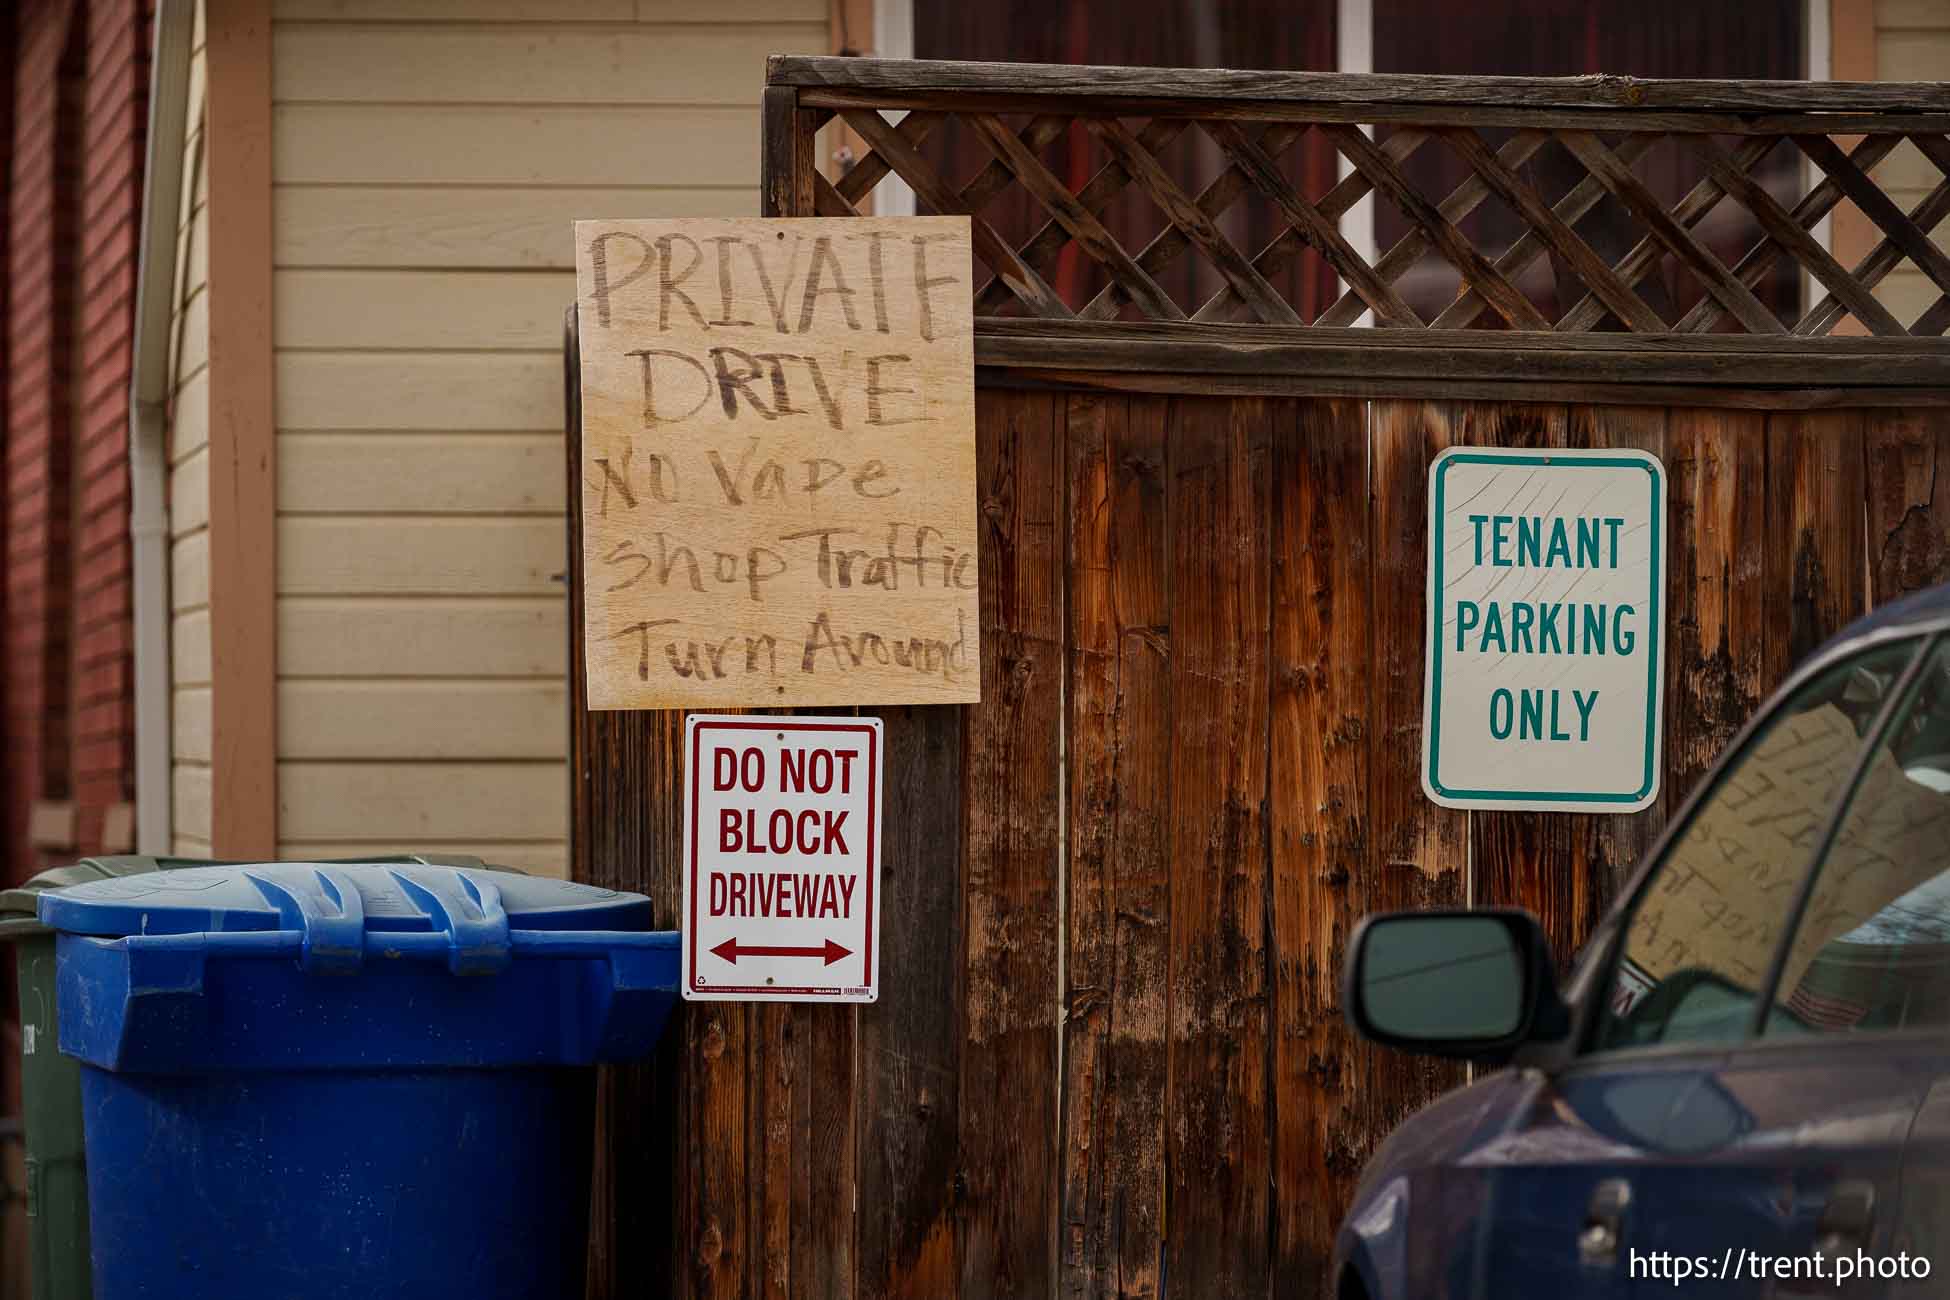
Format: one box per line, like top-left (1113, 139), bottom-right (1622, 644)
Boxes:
top-left (568, 62), bottom-right (1950, 1300)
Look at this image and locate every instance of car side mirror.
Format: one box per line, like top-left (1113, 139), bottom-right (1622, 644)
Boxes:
top-left (1344, 909), bottom-right (1567, 1064)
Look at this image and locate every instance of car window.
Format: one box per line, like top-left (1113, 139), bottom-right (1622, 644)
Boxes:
top-left (1597, 640), bottom-right (1921, 1051)
top-left (1768, 639), bottom-right (1950, 1037)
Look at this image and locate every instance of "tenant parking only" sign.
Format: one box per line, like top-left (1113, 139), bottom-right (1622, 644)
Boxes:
top-left (1422, 447), bottom-right (1666, 813)
top-left (683, 715), bottom-right (882, 1002)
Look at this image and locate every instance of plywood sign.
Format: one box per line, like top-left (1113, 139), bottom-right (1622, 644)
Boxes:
top-left (573, 217), bottom-right (980, 709)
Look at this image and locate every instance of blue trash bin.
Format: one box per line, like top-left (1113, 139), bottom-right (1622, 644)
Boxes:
top-left (37, 861), bottom-right (679, 1300)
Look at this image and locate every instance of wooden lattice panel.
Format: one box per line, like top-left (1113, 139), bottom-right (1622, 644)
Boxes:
top-left (781, 58), bottom-right (1950, 339)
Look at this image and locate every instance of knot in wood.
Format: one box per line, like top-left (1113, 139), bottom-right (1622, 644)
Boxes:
top-left (698, 1219), bottom-right (724, 1265)
top-left (702, 1018), bottom-right (727, 1060)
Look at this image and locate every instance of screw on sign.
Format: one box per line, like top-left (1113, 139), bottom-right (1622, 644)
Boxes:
top-left (681, 715), bottom-right (883, 1002)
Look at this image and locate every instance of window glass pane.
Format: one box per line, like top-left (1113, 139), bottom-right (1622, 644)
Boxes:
top-left (1770, 640), bottom-right (1950, 1036)
top-left (1599, 641), bottom-right (1919, 1050)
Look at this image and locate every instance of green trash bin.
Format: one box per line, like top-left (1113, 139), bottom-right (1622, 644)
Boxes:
top-left (0, 851), bottom-right (509, 1300)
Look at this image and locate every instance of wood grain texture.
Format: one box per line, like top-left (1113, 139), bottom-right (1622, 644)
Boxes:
top-left (1163, 395), bottom-right (1272, 1298)
top-left (856, 705), bottom-right (964, 1300)
top-left (1269, 397), bottom-right (1368, 1295)
top-left (568, 311), bottom-right (685, 1300)
top-left (975, 366), bottom-right (1950, 412)
top-left (1866, 408), bottom-right (1950, 604)
top-left (769, 55), bottom-right (1950, 113)
top-left (973, 323), bottom-right (1950, 390)
top-left (1060, 393), bottom-right (1170, 1300)
top-left (1580, 405), bottom-right (1673, 893)
top-left (1764, 410), bottom-right (1868, 686)
top-left (961, 389), bottom-right (1063, 1298)
top-left (206, 0), bottom-right (279, 857)
top-left (1367, 400), bottom-right (1468, 1129)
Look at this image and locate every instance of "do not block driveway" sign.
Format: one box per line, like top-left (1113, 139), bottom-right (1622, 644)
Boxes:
top-left (683, 715), bottom-right (882, 1002)
top-left (1422, 446), bottom-right (1666, 813)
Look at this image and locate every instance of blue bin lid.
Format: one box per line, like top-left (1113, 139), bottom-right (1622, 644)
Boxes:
top-left (43, 862), bottom-right (678, 1072)
top-left (39, 861), bottom-right (654, 975)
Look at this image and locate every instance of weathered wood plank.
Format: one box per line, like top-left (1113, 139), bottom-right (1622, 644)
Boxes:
top-left (769, 56), bottom-right (1950, 114)
top-left (1060, 392), bottom-right (1171, 1300)
top-left (1867, 410), bottom-right (1950, 605)
top-left (961, 389), bottom-right (1064, 1298)
top-left (568, 308), bottom-right (683, 1300)
top-left (856, 705), bottom-right (965, 1300)
top-left (1366, 400), bottom-right (1468, 1132)
top-left (1269, 397), bottom-right (1369, 1296)
top-left (975, 316), bottom-right (1950, 356)
top-left (689, 1001), bottom-right (751, 1300)
top-left (753, 1004), bottom-right (794, 1300)
top-left (1764, 411), bottom-right (1868, 688)
top-left (1660, 409), bottom-right (1768, 818)
top-left (971, 323), bottom-right (1950, 388)
top-left (977, 366), bottom-right (1950, 412)
top-left (788, 1004), bottom-right (856, 1300)
top-left (1579, 405), bottom-right (1673, 896)
top-left (1163, 395), bottom-right (1272, 1298)
top-left (799, 88), bottom-right (1950, 138)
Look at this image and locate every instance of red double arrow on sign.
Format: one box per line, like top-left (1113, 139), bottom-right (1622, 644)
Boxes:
top-left (710, 936), bottom-right (852, 966)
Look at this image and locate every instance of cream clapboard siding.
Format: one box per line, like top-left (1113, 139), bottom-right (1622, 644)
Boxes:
top-left (270, 0), bottom-right (828, 875)
top-left (170, 0), bottom-right (213, 858)
top-left (1873, 0), bottom-right (1950, 323)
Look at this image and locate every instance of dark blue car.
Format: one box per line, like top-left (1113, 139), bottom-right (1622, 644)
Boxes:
top-left (1337, 586), bottom-right (1950, 1299)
